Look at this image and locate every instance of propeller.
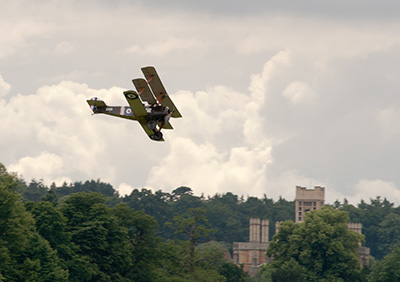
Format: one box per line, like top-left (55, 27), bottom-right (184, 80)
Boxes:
top-left (160, 107), bottom-right (174, 130)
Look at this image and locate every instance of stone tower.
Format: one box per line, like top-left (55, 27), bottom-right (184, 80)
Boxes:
top-left (295, 186), bottom-right (325, 223)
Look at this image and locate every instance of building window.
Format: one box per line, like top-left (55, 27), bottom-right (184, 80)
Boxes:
top-left (298, 217), bottom-right (302, 221)
top-left (304, 202), bottom-right (312, 206)
top-left (299, 212), bottom-right (302, 216)
top-left (252, 252), bottom-right (258, 266)
top-left (299, 207), bottom-right (302, 211)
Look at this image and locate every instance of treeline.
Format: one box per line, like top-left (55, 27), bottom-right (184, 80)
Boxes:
top-left (3, 162), bottom-right (400, 281)
top-left (20, 176), bottom-right (400, 261)
top-left (20, 179), bottom-right (295, 245)
top-left (0, 164), bottom-right (248, 282)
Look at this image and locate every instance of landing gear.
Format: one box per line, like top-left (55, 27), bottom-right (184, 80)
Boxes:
top-left (147, 120), bottom-right (157, 130)
top-left (152, 131), bottom-right (163, 141)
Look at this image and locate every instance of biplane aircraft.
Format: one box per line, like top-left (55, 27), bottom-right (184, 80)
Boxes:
top-left (87, 66), bottom-right (182, 141)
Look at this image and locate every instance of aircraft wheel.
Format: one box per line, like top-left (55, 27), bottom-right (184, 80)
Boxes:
top-left (153, 131), bottom-right (163, 141)
top-left (147, 120), bottom-right (157, 130)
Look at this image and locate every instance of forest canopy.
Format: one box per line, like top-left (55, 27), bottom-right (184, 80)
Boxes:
top-left (2, 163), bottom-right (400, 281)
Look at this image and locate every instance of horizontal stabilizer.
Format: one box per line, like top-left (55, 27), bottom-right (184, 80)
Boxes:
top-left (87, 98), bottom-right (107, 107)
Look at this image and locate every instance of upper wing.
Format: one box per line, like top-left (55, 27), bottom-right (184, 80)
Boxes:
top-left (141, 66), bottom-right (182, 118)
top-left (132, 78), bottom-right (157, 105)
top-left (123, 90), bottom-right (148, 117)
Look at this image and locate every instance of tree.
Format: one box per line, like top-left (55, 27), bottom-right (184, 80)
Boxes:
top-left (28, 201), bottom-right (69, 249)
top-left (0, 163), bottom-right (68, 281)
top-left (58, 192), bottom-right (131, 281)
top-left (218, 261), bottom-right (248, 282)
top-left (113, 204), bottom-right (162, 281)
top-left (265, 207), bottom-right (363, 282)
top-left (173, 208), bottom-right (214, 273)
top-left (377, 213), bottom-right (400, 258)
top-left (22, 179), bottom-right (49, 202)
top-left (351, 197), bottom-right (394, 259)
top-left (261, 258), bottom-right (308, 282)
top-left (368, 247), bottom-right (400, 282)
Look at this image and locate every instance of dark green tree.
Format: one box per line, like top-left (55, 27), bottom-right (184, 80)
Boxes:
top-left (58, 192), bottom-right (131, 281)
top-left (122, 188), bottom-right (173, 236)
top-left (173, 208), bottom-right (214, 273)
top-left (350, 197), bottom-right (394, 259)
top-left (368, 247), bottom-right (400, 282)
top-left (205, 193), bottom-right (244, 243)
top-left (22, 179), bottom-right (49, 202)
top-left (377, 213), bottom-right (400, 258)
top-left (113, 204), bottom-right (162, 281)
top-left (218, 261), bottom-right (248, 282)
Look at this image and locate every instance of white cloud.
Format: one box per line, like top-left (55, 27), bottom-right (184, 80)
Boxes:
top-left (244, 50), bottom-right (291, 145)
top-left (2, 80), bottom-right (165, 192)
top-left (8, 151), bottom-right (71, 184)
top-left (146, 137), bottom-right (272, 197)
top-left (145, 53), bottom-right (298, 197)
top-left (117, 183), bottom-right (135, 196)
top-left (282, 81), bottom-right (317, 105)
top-left (0, 75), bottom-right (11, 97)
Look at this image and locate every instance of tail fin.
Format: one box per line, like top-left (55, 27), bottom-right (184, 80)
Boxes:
top-left (87, 97), bottom-right (107, 112)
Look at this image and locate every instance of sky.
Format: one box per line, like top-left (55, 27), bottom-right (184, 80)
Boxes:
top-left (1, 0), bottom-right (400, 205)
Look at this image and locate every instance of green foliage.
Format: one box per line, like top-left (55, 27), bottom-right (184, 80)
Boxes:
top-left (342, 197), bottom-right (397, 259)
top-left (59, 193), bottom-right (132, 281)
top-left (9, 160), bottom-right (400, 281)
top-left (377, 213), bottom-right (400, 257)
top-left (368, 247), bottom-right (400, 282)
top-left (265, 207), bottom-right (363, 282)
top-left (264, 258), bottom-right (308, 282)
top-left (173, 207), bottom-right (214, 273)
top-left (27, 201), bottom-right (69, 248)
top-left (22, 179), bottom-right (48, 202)
top-left (219, 261), bottom-right (248, 282)
top-left (0, 164), bottom-right (68, 281)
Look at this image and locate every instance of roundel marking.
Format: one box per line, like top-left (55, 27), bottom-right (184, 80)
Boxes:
top-left (126, 92), bottom-right (138, 99)
top-left (125, 107), bottom-right (133, 116)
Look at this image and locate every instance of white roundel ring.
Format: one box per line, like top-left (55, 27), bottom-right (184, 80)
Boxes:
top-left (125, 107), bottom-right (133, 116)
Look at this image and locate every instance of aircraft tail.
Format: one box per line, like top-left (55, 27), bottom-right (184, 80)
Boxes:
top-left (87, 97), bottom-right (107, 112)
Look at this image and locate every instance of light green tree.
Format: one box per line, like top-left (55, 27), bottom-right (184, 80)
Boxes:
top-left (264, 206), bottom-right (363, 282)
top-left (0, 163), bottom-right (68, 281)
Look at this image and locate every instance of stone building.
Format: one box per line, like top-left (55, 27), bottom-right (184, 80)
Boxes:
top-left (232, 218), bottom-right (270, 276)
top-left (233, 186), bottom-right (370, 275)
top-left (295, 186), bottom-right (325, 223)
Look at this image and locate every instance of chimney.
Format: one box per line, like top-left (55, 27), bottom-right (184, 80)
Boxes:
top-left (261, 219), bottom-right (269, 242)
top-left (249, 218), bottom-right (261, 242)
